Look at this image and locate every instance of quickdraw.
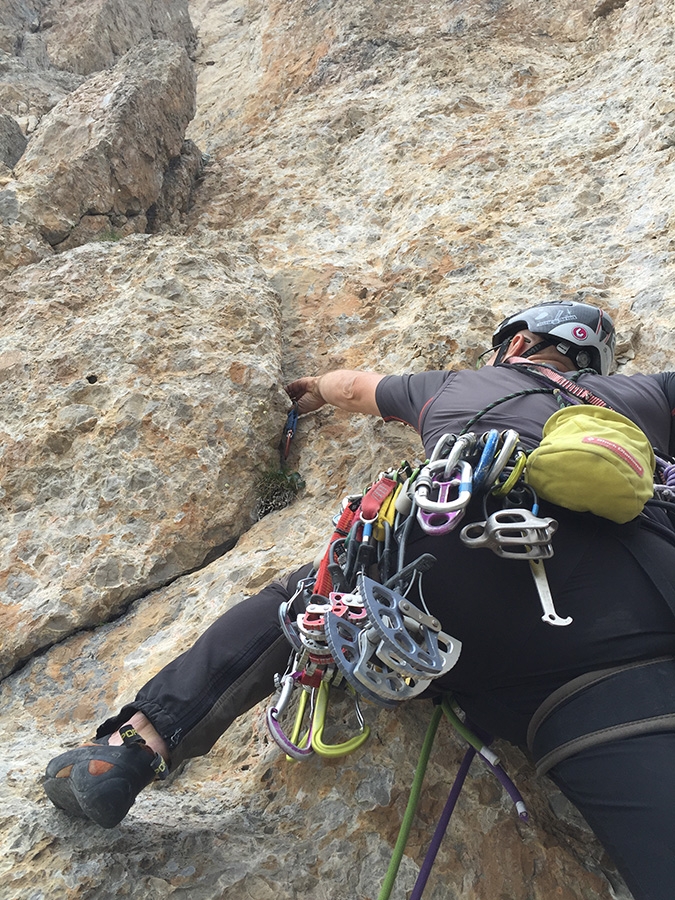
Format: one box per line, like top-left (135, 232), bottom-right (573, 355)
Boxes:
top-left (281, 404), bottom-right (299, 461)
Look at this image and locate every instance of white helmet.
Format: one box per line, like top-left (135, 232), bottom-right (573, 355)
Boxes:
top-left (492, 301), bottom-right (616, 375)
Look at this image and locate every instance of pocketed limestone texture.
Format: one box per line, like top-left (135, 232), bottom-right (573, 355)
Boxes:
top-left (2, 0), bottom-right (673, 897)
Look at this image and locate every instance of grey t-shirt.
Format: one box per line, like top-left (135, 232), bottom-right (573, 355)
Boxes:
top-left (374, 363), bottom-right (675, 742)
top-left (375, 364), bottom-right (675, 458)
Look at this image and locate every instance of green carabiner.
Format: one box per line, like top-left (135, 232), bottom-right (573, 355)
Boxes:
top-left (311, 681), bottom-right (370, 758)
top-left (284, 688), bottom-right (313, 763)
top-left (491, 449), bottom-right (527, 497)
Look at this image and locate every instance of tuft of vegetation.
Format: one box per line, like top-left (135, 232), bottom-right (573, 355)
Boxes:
top-left (254, 469), bottom-right (305, 520)
top-left (96, 227), bottom-right (124, 242)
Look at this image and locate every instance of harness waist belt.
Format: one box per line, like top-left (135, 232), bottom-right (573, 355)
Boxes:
top-left (527, 656), bottom-right (675, 775)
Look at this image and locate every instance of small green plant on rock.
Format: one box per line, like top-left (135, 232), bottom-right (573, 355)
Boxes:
top-left (254, 469), bottom-right (305, 520)
top-left (96, 227), bottom-right (123, 242)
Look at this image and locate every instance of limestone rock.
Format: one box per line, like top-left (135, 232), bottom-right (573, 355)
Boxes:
top-left (0, 0), bottom-right (195, 127)
top-left (0, 113), bottom-right (26, 167)
top-left (2, 0), bottom-right (675, 897)
top-left (40, 0), bottom-right (197, 76)
top-left (0, 0), bottom-right (43, 54)
top-left (0, 49), bottom-right (84, 123)
top-left (148, 138), bottom-right (205, 233)
top-left (0, 219), bottom-right (53, 279)
top-left (0, 0), bottom-right (85, 121)
top-left (0, 230), bottom-right (286, 678)
top-left (12, 40), bottom-right (196, 247)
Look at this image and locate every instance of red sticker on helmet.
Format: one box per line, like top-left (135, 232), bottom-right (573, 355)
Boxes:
top-left (572, 326), bottom-right (588, 341)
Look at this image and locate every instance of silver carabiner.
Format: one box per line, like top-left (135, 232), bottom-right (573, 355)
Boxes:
top-left (442, 434), bottom-right (476, 480)
top-left (414, 460), bottom-right (473, 514)
top-left (429, 433), bottom-right (458, 463)
top-left (485, 430), bottom-right (521, 490)
top-left (268, 672), bottom-right (297, 722)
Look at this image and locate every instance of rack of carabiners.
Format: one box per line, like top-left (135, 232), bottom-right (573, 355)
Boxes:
top-left (266, 427), bottom-right (566, 761)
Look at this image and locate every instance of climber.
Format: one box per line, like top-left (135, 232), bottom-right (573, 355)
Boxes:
top-left (43, 300), bottom-right (675, 900)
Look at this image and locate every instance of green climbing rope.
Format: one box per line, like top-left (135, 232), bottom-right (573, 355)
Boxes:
top-left (376, 703), bottom-right (443, 900)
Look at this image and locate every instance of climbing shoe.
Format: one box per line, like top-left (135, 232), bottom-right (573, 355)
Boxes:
top-left (42, 724), bottom-right (169, 829)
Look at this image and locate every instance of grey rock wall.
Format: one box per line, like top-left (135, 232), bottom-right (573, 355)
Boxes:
top-left (0, 230), bottom-right (285, 679)
top-left (2, 0), bottom-right (674, 897)
top-left (11, 40), bottom-right (197, 248)
top-left (0, 112), bottom-right (26, 167)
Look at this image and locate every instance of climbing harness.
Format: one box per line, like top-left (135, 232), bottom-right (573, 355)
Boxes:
top-left (527, 655), bottom-right (675, 777)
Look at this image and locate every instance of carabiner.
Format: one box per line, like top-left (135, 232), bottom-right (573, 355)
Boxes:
top-left (282, 405), bottom-right (299, 460)
top-left (484, 430), bottom-right (521, 490)
top-left (429, 433), bottom-right (458, 463)
top-left (311, 681), bottom-right (370, 758)
top-left (473, 429), bottom-right (500, 491)
top-left (266, 673), bottom-right (314, 761)
top-left (414, 460), bottom-right (472, 514)
top-left (491, 449), bottom-right (527, 497)
top-left (442, 434), bottom-right (476, 480)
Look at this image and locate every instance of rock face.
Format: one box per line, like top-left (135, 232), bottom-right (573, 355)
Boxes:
top-left (37, 0), bottom-right (197, 76)
top-left (2, 0), bottom-right (674, 897)
top-left (0, 112), bottom-right (26, 167)
top-left (0, 230), bottom-right (286, 679)
top-left (10, 40), bottom-right (198, 248)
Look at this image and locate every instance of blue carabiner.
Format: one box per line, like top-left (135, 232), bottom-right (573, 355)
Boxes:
top-left (473, 430), bottom-right (500, 491)
top-left (282, 405), bottom-right (299, 459)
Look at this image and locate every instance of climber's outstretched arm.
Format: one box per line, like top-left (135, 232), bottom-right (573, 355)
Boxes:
top-left (285, 370), bottom-right (384, 417)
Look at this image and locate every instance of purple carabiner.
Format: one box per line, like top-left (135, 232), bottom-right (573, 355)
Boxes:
top-left (416, 479), bottom-right (466, 535)
top-left (266, 673), bottom-right (314, 760)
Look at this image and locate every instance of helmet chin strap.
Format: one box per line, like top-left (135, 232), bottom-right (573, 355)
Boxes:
top-left (522, 337), bottom-right (584, 370)
top-left (520, 337), bottom-right (557, 359)
top-left (493, 338), bottom-right (512, 366)
top-left (495, 335), bottom-right (586, 371)
top-left (494, 335), bottom-right (555, 366)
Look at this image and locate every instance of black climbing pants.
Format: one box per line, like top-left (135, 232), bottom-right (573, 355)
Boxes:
top-left (549, 732), bottom-right (675, 900)
top-left (96, 512), bottom-right (675, 900)
top-left (98, 564), bottom-right (313, 765)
